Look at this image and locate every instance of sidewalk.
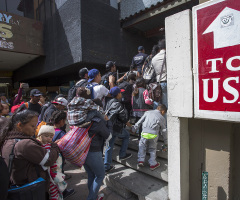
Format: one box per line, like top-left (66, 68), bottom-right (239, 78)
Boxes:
top-left (63, 161), bottom-right (127, 200)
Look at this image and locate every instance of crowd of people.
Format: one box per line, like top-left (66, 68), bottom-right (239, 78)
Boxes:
top-left (0, 39), bottom-right (167, 200)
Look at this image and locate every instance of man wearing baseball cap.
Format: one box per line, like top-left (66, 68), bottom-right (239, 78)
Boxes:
top-left (41, 97), bottom-right (68, 123)
top-left (86, 69), bottom-right (115, 107)
top-left (101, 61), bottom-right (117, 90)
top-left (67, 68), bottom-right (89, 102)
top-left (131, 46), bottom-right (148, 76)
top-left (104, 86), bottom-right (132, 172)
top-left (18, 89), bottom-right (42, 114)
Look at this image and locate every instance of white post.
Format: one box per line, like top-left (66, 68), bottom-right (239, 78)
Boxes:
top-left (165, 9), bottom-right (193, 200)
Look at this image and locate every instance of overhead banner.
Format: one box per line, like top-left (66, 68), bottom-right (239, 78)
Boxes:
top-left (0, 11), bottom-right (44, 55)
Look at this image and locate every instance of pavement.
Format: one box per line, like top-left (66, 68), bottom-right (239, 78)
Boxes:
top-left (63, 161), bottom-right (127, 200)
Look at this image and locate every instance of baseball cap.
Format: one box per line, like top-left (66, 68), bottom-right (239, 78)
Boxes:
top-left (30, 89), bottom-right (42, 97)
top-left (106, 61), bottom-right (116, 71)
top-left (52, 97), bottom-right (68, 107)
top-left (88, 69), bottom-right (100, 82)
top-left (79, 68), bottom-right (88, 78)
top-left (109, 86), bottom-right (125, 97)
top-left (138, 46), bottom-right (144, 51)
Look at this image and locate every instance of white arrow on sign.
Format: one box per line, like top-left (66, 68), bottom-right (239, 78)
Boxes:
top-left (203, 7), bottom-right (240, 49)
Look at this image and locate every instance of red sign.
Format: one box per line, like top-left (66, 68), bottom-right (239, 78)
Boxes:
top-left (195, 0), bottom-right (240, 112)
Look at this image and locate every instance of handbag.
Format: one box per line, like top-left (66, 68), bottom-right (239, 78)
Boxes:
top-left (57, 124), bottom-right (94, 167)
top-left (7, 140), bottom-right (46, 200)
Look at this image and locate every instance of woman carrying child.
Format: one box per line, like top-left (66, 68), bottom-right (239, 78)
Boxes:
top-left (0, 110), bottom-right (60, 198)
top-left (68, 87), bottom-right (112, 200)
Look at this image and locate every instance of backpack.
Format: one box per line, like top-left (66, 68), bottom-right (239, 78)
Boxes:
top-left (85, 83), bottom-right (98, 99)
top-left (118, 81), bottom-right (132, 104)
top-left (11, 102), bottom-right (25, 113)
top-left (147, 82), bottom-right (162, 102)
top-left (100, 72), bottom-right (115, 90)
top-left (38, 102), bottom-right (51, 122)
top-left (143, 56), bottom-right (156, 83)
top-left (67, 79), bottom-right (88, 102)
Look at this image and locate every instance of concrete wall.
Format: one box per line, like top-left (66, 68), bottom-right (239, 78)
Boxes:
top-left (166, 9), bottom-right (192, 200)
top-left (189, 119), bottom-right (232, 200)
top-left (166, 7), bottom-right (240, 200)
top-left (231, 124), bottom-right (240, 200)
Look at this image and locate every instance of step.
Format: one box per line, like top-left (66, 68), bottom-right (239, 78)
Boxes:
top-left (104, 162), bottom-right (168, 200)
top-left (112, 145), bottom-right (168, 182)
top-left (115, 135), bottom-right (168, 159)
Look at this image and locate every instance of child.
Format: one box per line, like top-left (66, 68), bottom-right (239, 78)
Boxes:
top-left (67, 87), bottom-right (106, 127)
top-left (50, 110), bottom-right (67, 142)
top-left (38, 125), bottom-right (67, 200)
top-left (104, 86), bottom-right (132, 172)
top-left (0, 103), bottom-right (10, 118)
top-left (132, 78), bottom-right (153, 139)
top-left (132, 104), bottom-right (167, 171)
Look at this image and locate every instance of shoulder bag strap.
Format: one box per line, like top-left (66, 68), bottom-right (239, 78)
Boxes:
top-left (8, 139), bottom-right (21, 175)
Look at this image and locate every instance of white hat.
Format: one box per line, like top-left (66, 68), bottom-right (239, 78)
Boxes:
top-left (52, 97), bottom-right (68, 107)
top-left (38, 125), bottom-right (55, 136)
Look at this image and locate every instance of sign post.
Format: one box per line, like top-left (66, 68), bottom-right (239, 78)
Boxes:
top-left (193, 0), bottom-right (240, 122)
top-left (202, 172), bottom-right (208, 200)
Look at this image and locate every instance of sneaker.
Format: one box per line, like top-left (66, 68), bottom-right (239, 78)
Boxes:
top-left (64, 174), bottom-right (72, 180)
top-left (63, 188), bottom-right (75, 199)
top-left (161, 144), bottom-right (168, 152)
top-left (105, 165), bottom-right (115, 173)
top-left (119, 153), bottom-right (132, 160)
top-left (150, 162), bottom-right (160, 171)
top-left (97, 193), bottom-right (104, 200)
top-left (138, 161), bottom-right (144, 167)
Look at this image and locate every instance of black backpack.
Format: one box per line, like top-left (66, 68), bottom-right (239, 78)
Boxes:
top-left (38, 102), bottom-right (51, 122)
top-left (67, 79), bottom-right (88, 102)
top-left (118, 81), bottom-right (133, 104)
top-left (100, 72), bottom-right (116, 90)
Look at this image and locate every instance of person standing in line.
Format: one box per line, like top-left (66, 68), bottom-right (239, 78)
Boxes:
top-left (0, 110), bottom-right (60, 199)
top-left (131, 46), bottom-right (148, 76)
top-left (132, 104), bottom-right (167, 170)
top-left (151, 39), bottom-right (168, 108)
top-left (132, 78), bottom-right (153, 139)
top-left (101, 61), bottom-right (117, 90)
top-left (67, 67), bottom-right (89, 102)
top-left (104, 87), bottom-right (132, 173)
top-left (17, 89), bottom-right (42, 114)
top-left (84, 112), bottom-right (112, 200)
top-left (87, 69), bottom-right (115, 108)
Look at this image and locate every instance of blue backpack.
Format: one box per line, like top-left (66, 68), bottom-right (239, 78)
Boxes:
top-left (85, 83), bottom-right (98, 99)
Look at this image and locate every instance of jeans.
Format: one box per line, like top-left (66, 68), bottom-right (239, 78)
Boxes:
top-left (104, 128), bottom-right (130, 170)
top-left (138, 136), bottom-right (159, 166)
top-left (84, 151), bottom-right (105, 200)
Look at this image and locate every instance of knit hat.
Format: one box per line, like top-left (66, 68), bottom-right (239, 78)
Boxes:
top-left (38, 125), bottom-right (55, 137)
